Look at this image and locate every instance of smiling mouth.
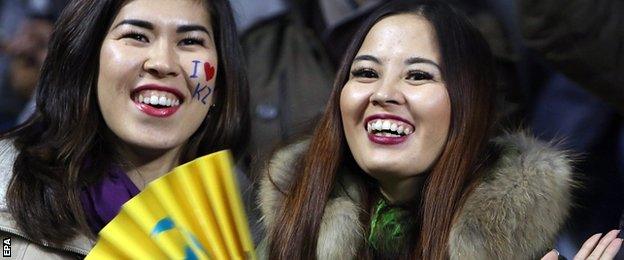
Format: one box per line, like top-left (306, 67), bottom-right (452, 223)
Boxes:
top-left (130, 87), bottom-right (184, 117)
top-left (366, 119), bottom-right (414, 137)
top-left (132, 89), bottom-right (181, 108)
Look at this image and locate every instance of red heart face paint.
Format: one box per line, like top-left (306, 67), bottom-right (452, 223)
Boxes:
top-left (204, 62), bottom-right (215, 81)
top-left (189, 60), bottom-right (214, 106)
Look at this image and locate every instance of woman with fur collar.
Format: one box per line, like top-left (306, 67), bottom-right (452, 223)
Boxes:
top-left (257, 1), bottom-right (620, 259)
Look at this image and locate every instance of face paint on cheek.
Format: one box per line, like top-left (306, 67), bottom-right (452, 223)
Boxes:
top-left (190, 60), bottom-right (201, 79)
top-left (203, 62), bottom-right (215, 81)
top-left (191, 82), bottom-right (213, 105)
top-left (189, 60), bottom-right (215, 106)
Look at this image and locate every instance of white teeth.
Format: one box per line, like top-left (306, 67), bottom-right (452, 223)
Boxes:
top-left (374, 132), bottom-right (400, 137)
top-left (382, 121), bottom-right (391, 130)
top-left (374, 121), bottom-right (382, 130)
top-left (366, 119), bottom-right (414, 136)
top-left (137, 93), bottom-right (180, 107)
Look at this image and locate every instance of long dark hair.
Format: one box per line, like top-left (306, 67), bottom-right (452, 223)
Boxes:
top-left (1, 0), bottom-right (249, 246)
top-left (268, 0), bottom-right (496, 259)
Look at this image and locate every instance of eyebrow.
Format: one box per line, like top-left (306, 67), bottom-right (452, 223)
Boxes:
top-left (353, 55), bottom-right (441, 70)
top-left (353, 55), bottom-right (381, 64)
top-left (176, 25), bottom-right (210, 35)
top-left (113, 19), bottom-right (153, 30)
top-left (405, 57), bottom-right (440, 70)
top-left (113, 19), bottom-right (211, 36)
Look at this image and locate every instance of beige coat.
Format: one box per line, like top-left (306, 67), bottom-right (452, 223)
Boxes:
top-left (258, 132), bottom-right (575, 259)
top-left (0, 140), bottom-right (93, 259)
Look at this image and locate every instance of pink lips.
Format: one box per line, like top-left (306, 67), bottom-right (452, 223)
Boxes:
top-left (132, 84), bottom-right (183, 118)
top-left (364, 114), bottom-right (413, 145)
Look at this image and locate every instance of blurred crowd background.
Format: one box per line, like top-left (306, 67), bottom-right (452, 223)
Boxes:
top-left (0, 0), bottom-right (622, 258)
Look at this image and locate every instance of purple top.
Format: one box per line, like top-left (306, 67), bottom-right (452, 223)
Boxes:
top-left (80, 166), bottom-right (140, 234)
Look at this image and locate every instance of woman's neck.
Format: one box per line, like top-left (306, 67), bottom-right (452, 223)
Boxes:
top-left (114, 142), bottom-right (183, 190)
top-left (378, 174), bottom-right (427, 205)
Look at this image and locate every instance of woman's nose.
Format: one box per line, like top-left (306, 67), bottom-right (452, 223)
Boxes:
top-left (369, 80), bottom-right (405, 106)
top-left (142, 41), bottom-right (180, 78)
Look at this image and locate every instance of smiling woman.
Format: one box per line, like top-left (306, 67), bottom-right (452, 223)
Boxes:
top-left (257, 1), bottom-right (580, 259)
top-left (0, 0), bottom-right (248, 258)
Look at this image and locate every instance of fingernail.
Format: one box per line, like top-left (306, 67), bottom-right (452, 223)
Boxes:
top-left (553, 249), bottom-right (560, 255)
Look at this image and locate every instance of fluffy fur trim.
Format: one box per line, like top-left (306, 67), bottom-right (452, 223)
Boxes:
top-left (258, 132), bottom-right (574, 259)
top-left (257, 140), bottom-right (365, 259)
top-left (449, 132), bottom-right (574, 260)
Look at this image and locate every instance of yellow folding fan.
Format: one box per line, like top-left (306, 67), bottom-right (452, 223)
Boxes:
top-left (86, 150), bottom-right (256, 260)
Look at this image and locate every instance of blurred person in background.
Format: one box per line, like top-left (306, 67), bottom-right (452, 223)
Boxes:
top-left (0, 0), bottom-right (68, 130)
top-left (516, 0), bottom-right (624, 258)
top-left (237, 0), bottom-right (384, 177)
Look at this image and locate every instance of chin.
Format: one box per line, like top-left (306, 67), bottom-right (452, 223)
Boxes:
top-left (362, 157), bottom-right (429, 178)
top-left (118, 131), bottom-right (187, 152)
top-left (361, 160), bottom-right (404, 175)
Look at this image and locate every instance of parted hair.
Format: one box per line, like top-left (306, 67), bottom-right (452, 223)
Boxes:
top-left (1, 0), bottom-right (249, 246)
top-left (267, 0), bottom-right (497, 259)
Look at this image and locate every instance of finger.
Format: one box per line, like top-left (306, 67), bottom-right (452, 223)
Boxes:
top-left (587, 230), bottom-right (620, 260)
top-left (541, 250), bottom-right (560, 260)
top-left (599, 238), bottom-right (623, 260)
top-left (575, 233), bottom-right (604, 260)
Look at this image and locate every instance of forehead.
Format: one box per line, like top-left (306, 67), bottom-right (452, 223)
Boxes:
top-left (357, 14), bottom-right (439, 63)
top-left (114, 0), bottom-right (210, 26)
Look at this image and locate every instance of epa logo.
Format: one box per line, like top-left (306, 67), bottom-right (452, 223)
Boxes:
top-left (2, 237), bottom-right (9, 257)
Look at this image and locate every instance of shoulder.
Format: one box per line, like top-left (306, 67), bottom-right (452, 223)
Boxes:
top-left (0, 230), bottom-right (82, 260)
top-left (0, 140), bottom-right (92, 258)
top-left (449, 131), bottom-right (575, 259)
top-left (0, 139), bottom-right (18, 210)
top-left (0, 210), bottom-right (90, 259)
top-left (0, 139), bottom-right (18, 172)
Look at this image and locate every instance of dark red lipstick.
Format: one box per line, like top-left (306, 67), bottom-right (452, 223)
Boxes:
top-left (365, 114), bottom-right (414, 145)
top-left (132, 84), bottom-right (183, 118)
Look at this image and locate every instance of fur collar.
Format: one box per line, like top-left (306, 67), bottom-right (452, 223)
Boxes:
top-left (258, 132), bottom-right (574, 259)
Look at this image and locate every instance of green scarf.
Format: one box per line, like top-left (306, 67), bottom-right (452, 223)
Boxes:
top-left (367, 196), bottom-right (417, 256)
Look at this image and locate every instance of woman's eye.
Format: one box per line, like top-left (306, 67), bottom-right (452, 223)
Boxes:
top-left (406, 70), bottom-right (433, 81)
top-left (351, 68), bottom-right (378, 79)
top-left (179, 38), bottom-right (205, 46)
top-left (122, 33), bottom-right (148, 43)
